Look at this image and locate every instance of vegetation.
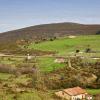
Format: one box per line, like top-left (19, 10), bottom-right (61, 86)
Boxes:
top-left (86, 89), bottom-right (100, 95)
top-left (0, 22), bottom-right (100, 51)
top-left (29, 35), bottom-right (100, 55)
top-left (0, 35), bottom-right (100, 99)
top-left (38, 57), bottom-right (65, 72)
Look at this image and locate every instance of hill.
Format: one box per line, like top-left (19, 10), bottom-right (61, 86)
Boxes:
top-left (0, 22), bottom-right (100, 43)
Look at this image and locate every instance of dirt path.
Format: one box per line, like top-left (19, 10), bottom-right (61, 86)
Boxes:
top-left (0, 53), bottom-right (100, 60)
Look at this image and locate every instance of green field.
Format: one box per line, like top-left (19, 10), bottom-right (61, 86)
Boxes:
top-left (29, 35), bottom-right (100, 55)
top-left (86, 89), bottom-right (100, 95)
top-left (37, 57), bottom-right (65, 72)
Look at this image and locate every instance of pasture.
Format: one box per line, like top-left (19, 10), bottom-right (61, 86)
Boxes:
top-left (29, 35), bottom-right (100, 55)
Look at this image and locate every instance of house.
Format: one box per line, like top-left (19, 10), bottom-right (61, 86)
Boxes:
top-left (55, 87), bottom-right (92, 100)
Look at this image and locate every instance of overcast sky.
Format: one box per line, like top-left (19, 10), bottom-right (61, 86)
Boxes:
top-left (0, 0), bottom-right (100, 32)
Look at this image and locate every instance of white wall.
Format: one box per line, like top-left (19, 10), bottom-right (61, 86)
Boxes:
top-left (71, 94), bottom-right (86, 100)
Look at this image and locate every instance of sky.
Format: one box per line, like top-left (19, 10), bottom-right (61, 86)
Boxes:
top-left (0, 0), bottom-right (100, 32)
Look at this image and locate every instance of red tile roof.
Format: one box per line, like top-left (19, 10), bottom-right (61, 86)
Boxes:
top-left (63, 87), bottom-right (87, 96)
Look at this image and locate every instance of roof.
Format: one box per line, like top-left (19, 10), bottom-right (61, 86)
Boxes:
top-left (63, 87), bottom-right (87, 96)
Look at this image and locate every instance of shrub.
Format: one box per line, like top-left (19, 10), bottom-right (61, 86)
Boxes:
top-left (50, 38), bottom-right (54, 41)
top-left (54, 36), bottom-right (57, 40)
top-left (85, 48), bottom-right (91, 53)
top-left (76, 49), bottom-right (80, 53)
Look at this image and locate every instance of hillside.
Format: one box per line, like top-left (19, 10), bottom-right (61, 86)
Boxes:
top-left (29, 35), bottom-right (100, 55)
top-left (0, 22), bottom-right (100, 44)
top-left (0, 34), bottom-right (100, 99)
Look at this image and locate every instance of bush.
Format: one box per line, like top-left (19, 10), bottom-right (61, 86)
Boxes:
top-left (54, 36), bottom-right (57, 40)
top-left (50, 38), bottom-right (54, 41)
top-left (76, 49), bottom-right (80, 53)
top-left (85, 48), bottom-right (91, 53)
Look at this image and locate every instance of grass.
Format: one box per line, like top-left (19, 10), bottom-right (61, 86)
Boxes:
top-left (0, 56), bottom-right (66, 72)
top-left (0, 91), bottom-right (42, 100)
top-left (29, 35), bottom-right (100, 55)
top-left (86, 89), bottom-right (100, 95)
top-left (37, 57), bottom-right (65, 72)
top-left (17, 91), bottom-right (42, 100)
top-left (0, 56), bottom-right (24, 65)
top-left (0, 90), bottom-right (55, 100)
top-left (12, 75), bottom-right (31, 84)
top-left (0, 73), bottom-right (13, 81)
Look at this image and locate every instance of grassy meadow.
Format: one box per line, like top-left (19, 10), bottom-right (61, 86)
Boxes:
top-left (86, 89), bottom-right (100, 95)
top-left (29, 35), bottom-right (100, 55)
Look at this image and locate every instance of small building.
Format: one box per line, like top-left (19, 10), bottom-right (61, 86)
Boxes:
top-left (55, 87), bottom-right (92, 100)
